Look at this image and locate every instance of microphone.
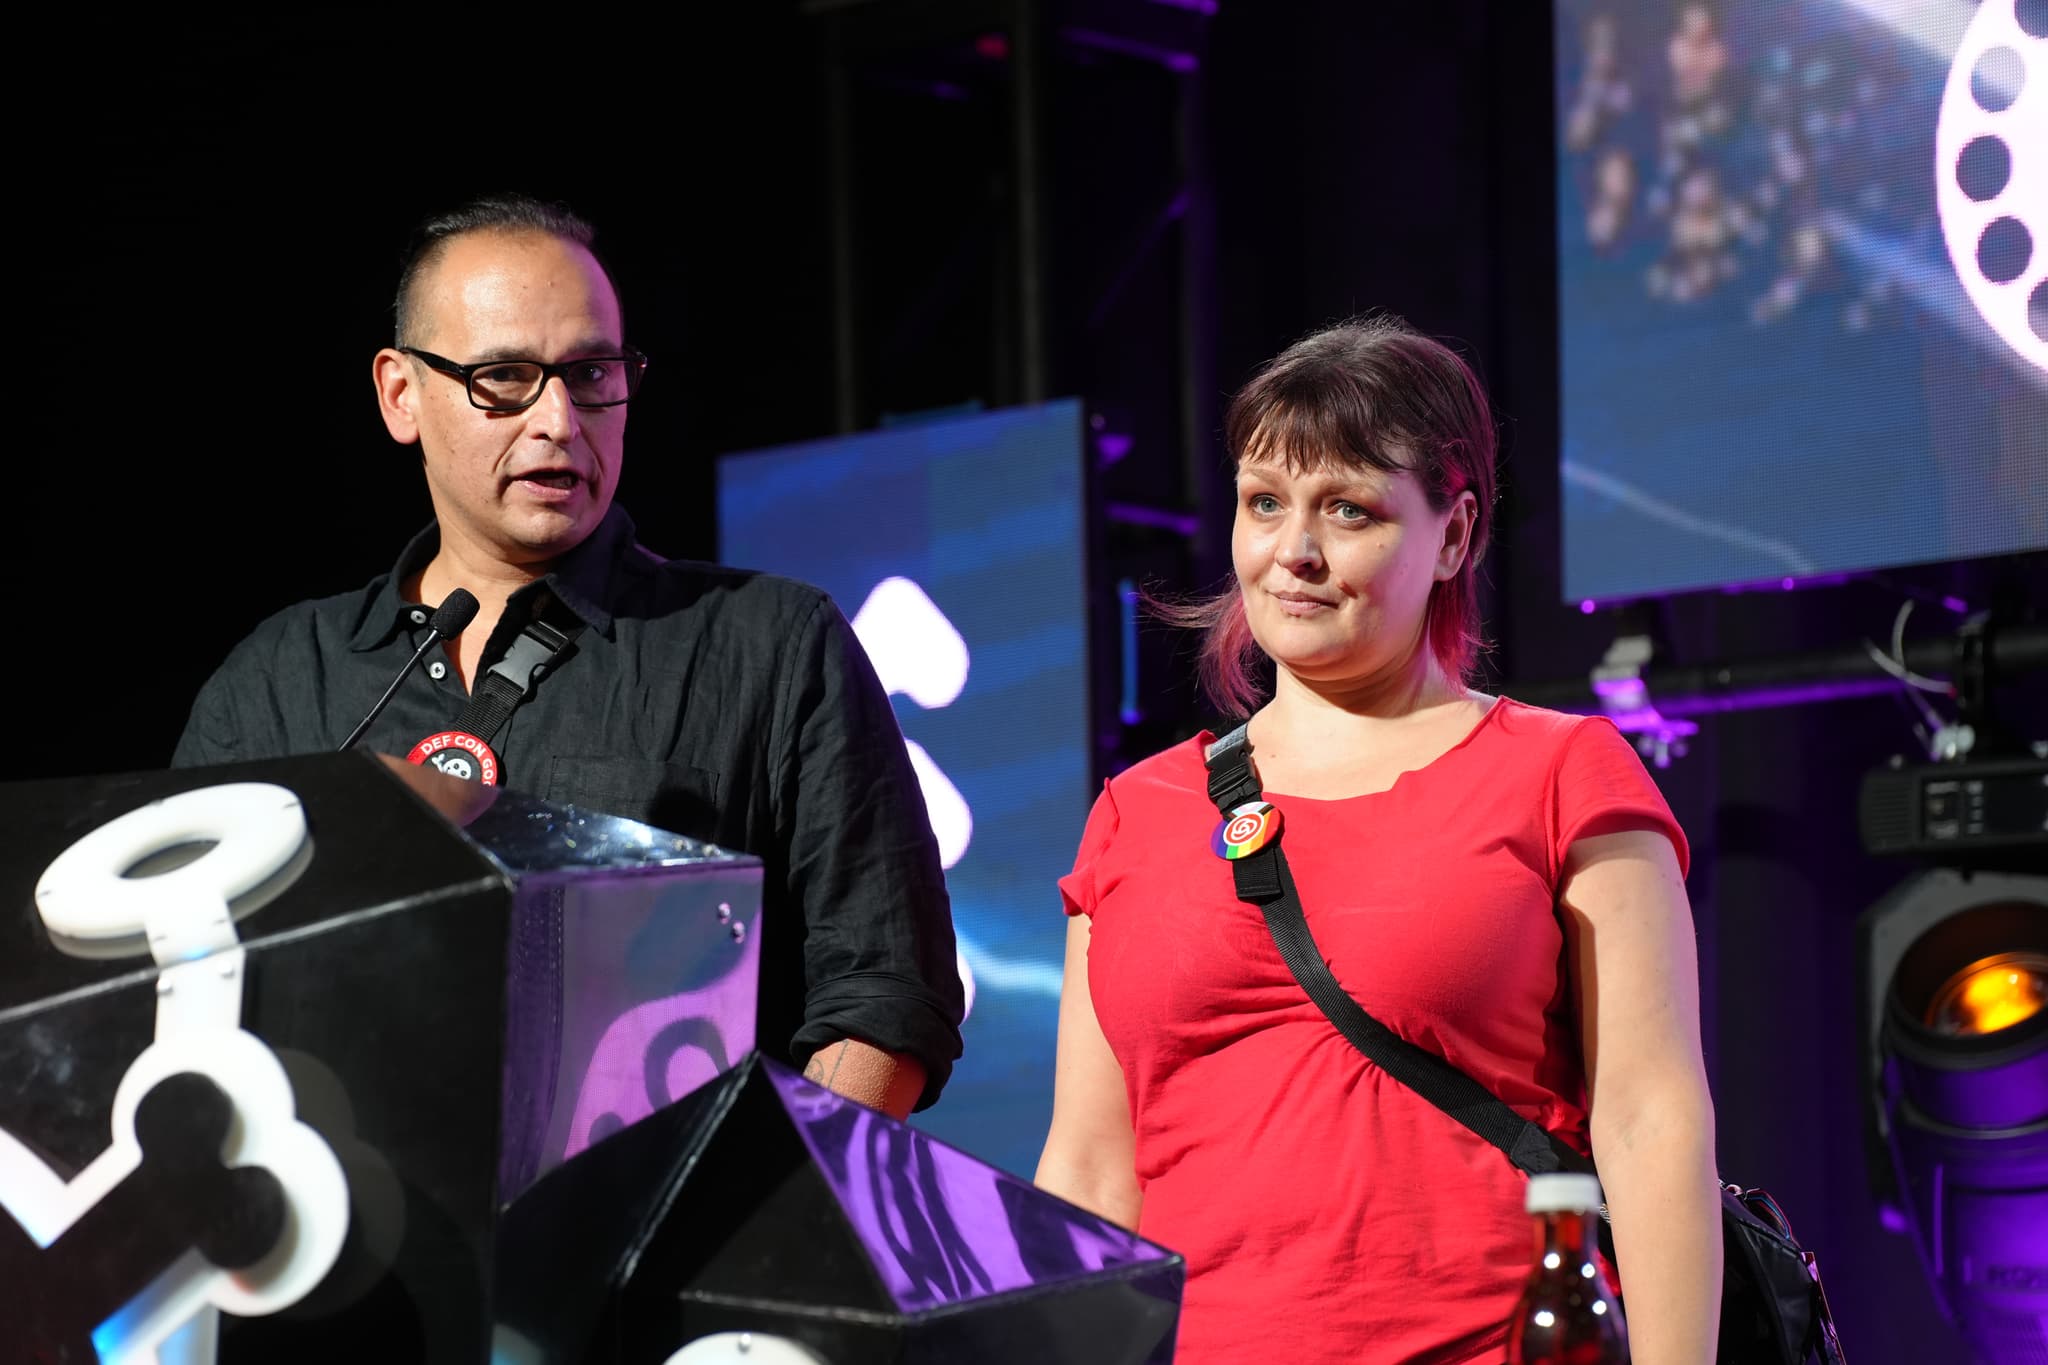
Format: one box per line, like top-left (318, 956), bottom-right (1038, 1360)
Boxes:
top-left (337, 589), bottom-right (481, 752)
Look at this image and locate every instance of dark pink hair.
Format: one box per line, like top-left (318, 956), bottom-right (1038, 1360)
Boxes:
top-left (1165, 315), bottom-right (1498, 716)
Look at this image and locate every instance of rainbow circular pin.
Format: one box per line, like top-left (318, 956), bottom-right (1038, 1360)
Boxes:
top-left (1212, 801), bottom-right (1282, 860)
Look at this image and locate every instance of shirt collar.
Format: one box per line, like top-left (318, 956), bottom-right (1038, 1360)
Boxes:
top-left (539, 503), bottom-right (630, 637)
top-left (347, 504), bottom-right (635, 651)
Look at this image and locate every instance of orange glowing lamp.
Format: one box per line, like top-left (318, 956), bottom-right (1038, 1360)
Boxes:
top-left (1925, 952), bottom-right (2048, 1037)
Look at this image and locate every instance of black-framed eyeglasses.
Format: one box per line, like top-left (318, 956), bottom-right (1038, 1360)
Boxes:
top-left (401, 346), bottom-right (650, 412)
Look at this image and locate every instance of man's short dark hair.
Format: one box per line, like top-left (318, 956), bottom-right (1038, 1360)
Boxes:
top-left (393, 193), bottom-right (603, 347)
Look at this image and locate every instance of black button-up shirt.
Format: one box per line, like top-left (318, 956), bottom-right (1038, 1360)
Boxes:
top-left (173, 504), bottom-right (964, 1107)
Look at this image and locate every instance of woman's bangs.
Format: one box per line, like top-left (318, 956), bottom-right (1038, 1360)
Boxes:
top-left (1237, 390), bottom-right (1409, 478)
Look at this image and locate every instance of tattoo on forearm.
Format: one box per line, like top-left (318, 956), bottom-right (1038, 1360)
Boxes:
top-left (804, 1041), bottom-right (851, 1091)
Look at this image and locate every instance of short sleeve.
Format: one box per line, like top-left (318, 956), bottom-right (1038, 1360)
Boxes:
top-left (1553, 717), bottom-right (1691, 878)
top-left (1058, 784), bottom-right (1121, 918)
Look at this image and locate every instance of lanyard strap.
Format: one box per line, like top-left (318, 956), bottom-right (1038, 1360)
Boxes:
top-left (451, 611), bottom-right (583, 749)
top-left (1202, 724), bottom-right (1591, 1178)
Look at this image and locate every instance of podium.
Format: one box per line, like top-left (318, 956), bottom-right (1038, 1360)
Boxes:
top-left (0, 755), bottom-right (1182, 1363)
top-left (495, 1054), bottom-right (1183, 1365)
top-left (0, 753), bottom-right (763, 1361)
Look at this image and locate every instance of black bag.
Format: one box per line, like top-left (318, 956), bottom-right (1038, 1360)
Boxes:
top-left (1202, 727), bottom-right (1846, 1365)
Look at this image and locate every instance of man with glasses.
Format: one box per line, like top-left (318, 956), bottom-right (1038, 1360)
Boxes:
top-left (172, 195), bottom-right (963, 1121)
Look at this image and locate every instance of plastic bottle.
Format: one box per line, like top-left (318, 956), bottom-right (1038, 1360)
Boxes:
top-left (1504, 1172), bottom-right (1629, 1365)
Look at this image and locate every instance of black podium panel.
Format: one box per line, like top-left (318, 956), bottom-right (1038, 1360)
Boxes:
top-left (1, 755), bottom-right (511, 1361)
top-left (1, 753), bottom-right (763, 1363)
top-left (494, 1054), bottom-right (1184, 1365)
top-left (2, 754), bottom-right (508, 1175)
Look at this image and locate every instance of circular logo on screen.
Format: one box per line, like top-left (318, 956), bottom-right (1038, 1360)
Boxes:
top-left (406, 730), bottom-right (500, 786)
top-left (1934, 1), bottom-right (2046, 371)
top-left (1212, 801), bottom-right (1282, 860)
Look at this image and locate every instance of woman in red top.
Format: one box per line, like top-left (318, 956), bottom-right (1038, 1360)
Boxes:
top-left (1036, 317), bottom-right (1722, 1364)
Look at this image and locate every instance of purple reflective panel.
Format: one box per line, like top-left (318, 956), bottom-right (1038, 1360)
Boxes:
top-left (764, 1060), bottom-right (1175, 1314)
top-left (489, 793), bottom-right (765, 1201)
top-left (549, 868), bottom-right (761, 1166)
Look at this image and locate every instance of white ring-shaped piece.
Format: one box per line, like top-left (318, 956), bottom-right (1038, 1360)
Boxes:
top-left (34, 784), bottom-right (308, 942)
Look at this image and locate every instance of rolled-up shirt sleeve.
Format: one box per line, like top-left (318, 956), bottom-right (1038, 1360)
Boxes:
top-left (774, 596), bottom-right (965, 1110)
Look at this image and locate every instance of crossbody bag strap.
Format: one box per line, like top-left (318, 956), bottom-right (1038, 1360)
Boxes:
top-left (1202, 729), bottom-right (1591, 1179)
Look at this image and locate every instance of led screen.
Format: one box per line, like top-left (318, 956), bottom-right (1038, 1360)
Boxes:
top-left (1555, 0), bottom-right (2047, 603)
top-left (719, 399), bottom-right (1089, 1176)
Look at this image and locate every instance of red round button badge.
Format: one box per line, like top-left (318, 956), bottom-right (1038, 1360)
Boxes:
top-left (1211, 801), bottom-right (1282, 860)
top-left (406, 730), bottom-right (500, 786)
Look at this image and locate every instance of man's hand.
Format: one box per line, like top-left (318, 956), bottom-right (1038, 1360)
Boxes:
top-left (801, 1038), bottom-right (928, 1121)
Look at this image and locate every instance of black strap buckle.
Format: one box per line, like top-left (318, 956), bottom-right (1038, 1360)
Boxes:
top-left (1204, 723), bottom-right (1264, 812)
top-left (453, 611), bottom-right (584, 752)
top-left (487, 618), bottom-right (574, 699)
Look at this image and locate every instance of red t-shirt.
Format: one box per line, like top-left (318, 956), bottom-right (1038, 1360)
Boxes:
top-left (1060, 698), bottom-right (1688, 1365)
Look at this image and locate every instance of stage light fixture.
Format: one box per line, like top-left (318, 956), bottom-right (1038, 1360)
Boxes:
top-left (1857, 866), bottom-right (2048, 1365)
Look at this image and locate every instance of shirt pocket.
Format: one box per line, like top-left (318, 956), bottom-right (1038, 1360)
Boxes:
top-left (543, 755), bottom-right (728, 845)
